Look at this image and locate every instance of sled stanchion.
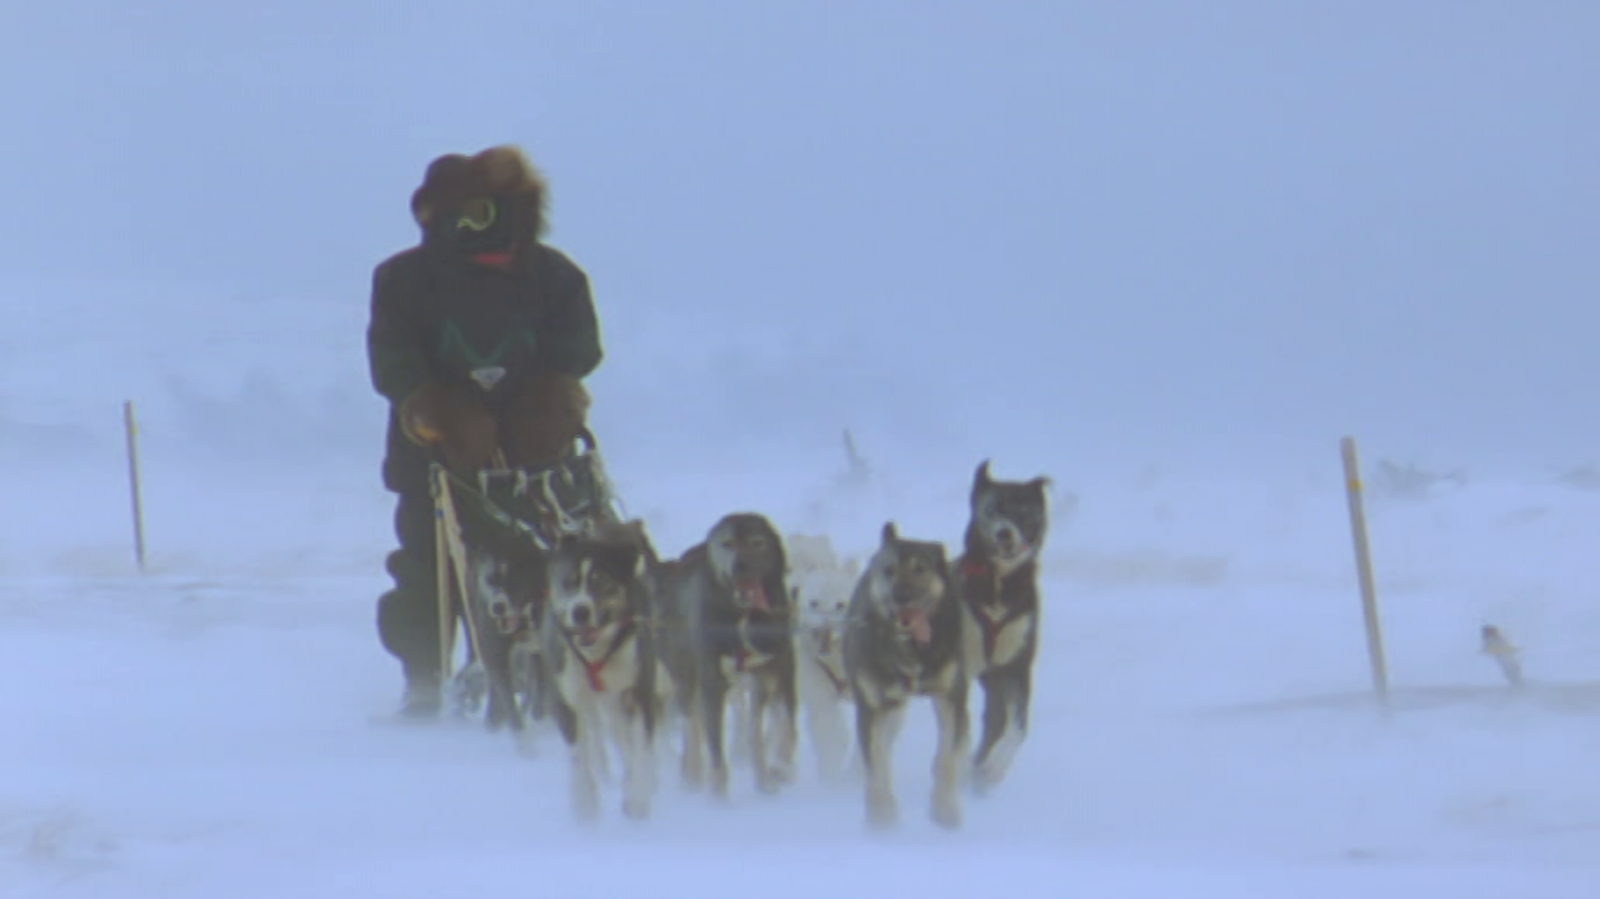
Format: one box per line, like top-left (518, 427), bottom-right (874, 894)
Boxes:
top-left (433, 466), bottom-right (457, 689)
top-left (434, 465), bottom-right (490, 691)
top-left (124, 400), bottom-right (148, 573)
top-left (1341, 436), bottom-right (1389, 706)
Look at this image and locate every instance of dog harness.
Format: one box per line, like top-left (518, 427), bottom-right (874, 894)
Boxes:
top-left (561, 615), bottom-right (637, 693)
top-left (962, 558), bottom-right (1028, 666)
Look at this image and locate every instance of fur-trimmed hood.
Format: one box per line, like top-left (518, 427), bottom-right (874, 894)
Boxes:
top-left (409, 145), bottom-right (548, 242)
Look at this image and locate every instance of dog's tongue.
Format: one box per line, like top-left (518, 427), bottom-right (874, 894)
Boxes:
top-left (735, 578), bottom-right (769, 611)
top-left (898, 608), bottom-right (932, 645)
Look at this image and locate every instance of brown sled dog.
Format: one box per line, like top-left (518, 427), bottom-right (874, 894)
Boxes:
top-left (843, 521), bottom-right (969, 830)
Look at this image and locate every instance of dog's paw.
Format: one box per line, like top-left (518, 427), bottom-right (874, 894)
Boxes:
top-left (622, 795), bottom-right (651, 821)
top-left (710, 766), bottom-right (732, 803)
top-left (680, 755), bottom-right (706, 792)
top-left (970, 759), bottom-right (1008, 796)
top-left (867, 801), bottom-right (899, 831)
top-left (755, 767), bottom-right (787, 796)
top-left (867, 790), bottom-right (899, 830)
top-left (932, 795), bottom-right (963, 830)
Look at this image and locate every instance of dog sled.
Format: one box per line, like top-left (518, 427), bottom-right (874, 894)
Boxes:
top-left (428, 428), bottom-right (627, 727)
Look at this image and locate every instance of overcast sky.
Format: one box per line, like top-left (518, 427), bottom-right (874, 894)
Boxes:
top-left (3, 1), bottom-right (1597, 476)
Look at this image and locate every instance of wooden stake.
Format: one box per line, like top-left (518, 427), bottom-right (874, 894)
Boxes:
top-left (1341, 436), bottom-right (1389, 704)
top-left (124, 401), bottom-right (148, 572)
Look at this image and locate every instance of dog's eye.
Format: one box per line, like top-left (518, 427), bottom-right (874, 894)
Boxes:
top-left (809, 599), bottom-right (820, 609)
top-left (881, 564), bottom-right (896, 578)
top-left (834, 601), bottom-right (846, 611)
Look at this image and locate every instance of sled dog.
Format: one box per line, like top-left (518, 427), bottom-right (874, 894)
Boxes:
top-left (726, 534), bottom-right (860, 779)
top-left (452, 518), bottom-right (552, 743)
top-left (790, 546), bottom-right (863, 781)
top-left (954, 459), bottom-right (1051, 793)
top-left (540, 523), bottom-right (668, 821)
top-left (844, 522), bottom-right (969, 830)
top-left (661, 512), bottom-right (797, 798)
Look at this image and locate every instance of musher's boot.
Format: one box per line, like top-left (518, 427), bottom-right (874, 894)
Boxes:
top-left (399, 669), bottom-right (443, 719)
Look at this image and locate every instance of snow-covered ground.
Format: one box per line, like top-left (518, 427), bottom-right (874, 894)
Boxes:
top-left (3, 289), bottom-right (1600, 898)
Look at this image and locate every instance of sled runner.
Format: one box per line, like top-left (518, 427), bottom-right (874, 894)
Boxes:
top-left (429, 428), bottom-right (626, 727)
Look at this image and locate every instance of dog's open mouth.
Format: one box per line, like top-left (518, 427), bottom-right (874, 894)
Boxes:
top-left (734, 578), bottom-right (770, 612)
top-left (994, 540), bottom-right (1032, 563)
top-left (896, 607), bottom-right (932, 645)
top-left (493, 611), bottom-right (525, 635)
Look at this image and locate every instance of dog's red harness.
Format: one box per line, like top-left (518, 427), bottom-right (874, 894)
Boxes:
top-left (564, 616), bottom-right (636, 692)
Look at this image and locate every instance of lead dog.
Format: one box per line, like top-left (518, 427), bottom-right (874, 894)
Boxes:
top-left (954, 459), bottom-right (1051, 793)
top-left (661, 512), bottom-right (797, 799)
top-left (540, 522), bottom-right (669, 821)
top-left (844, 521), bottom-right (969, 830)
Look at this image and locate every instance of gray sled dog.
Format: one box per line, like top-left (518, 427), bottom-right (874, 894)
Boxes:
top-left (954, 459), bottom-right (1051, 793)
top-left (539, 522), bottom-right (670, 821)
top-left (661, 512), bottom-right (798, 799)
top-left (843, 521), bottom-right (969, 830)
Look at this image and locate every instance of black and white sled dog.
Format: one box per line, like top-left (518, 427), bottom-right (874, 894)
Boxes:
top-left (539, 520), bottom-right (671, 821)
top-left (954, 459), bottom-right (1051, 793)
top-left (661, 512), bottom-right (797, 799)
top-left (844, 522), bottom-right (970, 830)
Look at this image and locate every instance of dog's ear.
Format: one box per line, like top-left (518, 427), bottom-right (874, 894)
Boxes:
top-left (973, 459), bottom-right (993, 494)
top-left (1030, 474), bottom-right (1053, 495)
top-left (881, 521), bottom-right (898, 546)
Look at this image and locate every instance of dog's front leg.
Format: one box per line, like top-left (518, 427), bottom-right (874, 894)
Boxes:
top-left (554, 694), bottom-right (601, 822)
top-left (930, 684), bottom-right (970, 830)
top-left (972, 666), bottom-right (1026, 794)
top-left (728, 677), bottom-right (754, 769)
top-left (772, 655), bottom-right (800, 787)
top-left (749, 677), bottom-right (777, 794)
top-left (614, 697), bottom-right (655, 821)
top-left (860, 699), bottom-right (905, 829)
top-left (700, 674), bottom-right (733, 801)
top-left (679, 690), bottom-right (707, 792)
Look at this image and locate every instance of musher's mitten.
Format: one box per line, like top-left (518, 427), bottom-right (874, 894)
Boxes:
top-left (399, 382), bottom-right (502, 473)
top-left (399, 383), bottom-right (451, 447)
top-left (500, 374), bottom-right (590, 468)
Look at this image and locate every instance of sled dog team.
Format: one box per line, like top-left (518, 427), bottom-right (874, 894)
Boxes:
top-left (458, 458), bottom-right (1052, 830)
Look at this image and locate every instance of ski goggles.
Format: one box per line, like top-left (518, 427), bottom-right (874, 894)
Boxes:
top-left (454, 197), bottom-right (499, 233)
